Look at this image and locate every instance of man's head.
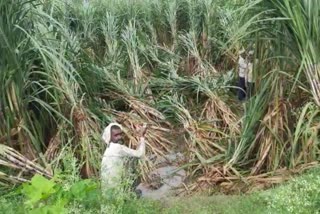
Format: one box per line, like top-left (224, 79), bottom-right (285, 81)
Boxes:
top-left (110, 125), bottom-right (123, 143)
top-left (247, 50), bottom-right (254, 61)
top-left (102, 122), bottom-right (123, 145)
top-left (239, 48), bottom-right (246, 58)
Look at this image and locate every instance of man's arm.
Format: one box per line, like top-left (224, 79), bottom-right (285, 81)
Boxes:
top-left (119, 137), bottom-right (146, 158)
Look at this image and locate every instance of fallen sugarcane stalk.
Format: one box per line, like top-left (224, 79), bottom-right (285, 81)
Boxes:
top-left (0, 171), bottom-right (30, 184)
top-left (0, 144), bottom-right (52, 179)
top-left (188, 162), bottom-right (319, 193)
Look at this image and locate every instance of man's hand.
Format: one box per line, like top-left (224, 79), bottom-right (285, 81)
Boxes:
top-left (137, 123), bottom-right (148, 138)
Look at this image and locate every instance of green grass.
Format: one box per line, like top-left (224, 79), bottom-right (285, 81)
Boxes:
top-left (161, 194), bottom-right (265, 214)
top-left (1, 167), bottom-right (320, 214)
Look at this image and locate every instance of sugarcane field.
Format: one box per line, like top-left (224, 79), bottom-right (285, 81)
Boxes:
top-left (1, 0), bottom-right (320, 213)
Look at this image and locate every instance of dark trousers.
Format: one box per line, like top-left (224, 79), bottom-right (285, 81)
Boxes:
top-left (238, 77), bottom-right (246, 101)
top-left (238, 77), bottom-right (255, 101)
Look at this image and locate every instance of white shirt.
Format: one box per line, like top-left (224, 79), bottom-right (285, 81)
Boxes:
top-left (238, 56), bottom-right (248, 78)
top-left (101, 138), bottom-right (145, 191)
top-left (238, 56), bottom-right (254, 83)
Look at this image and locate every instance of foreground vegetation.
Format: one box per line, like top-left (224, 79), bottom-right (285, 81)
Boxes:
top-left (1, 167), bottom-right (320, 213)
top-left (1, 0), bottom-right (320, 206)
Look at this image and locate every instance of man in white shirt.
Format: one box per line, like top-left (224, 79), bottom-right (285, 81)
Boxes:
top-left (238, 49), bottom-right (254, 101)
top-left (238, 49), bottom-right (247, 101)
top-left (101, 122), bottom-right (147, 199)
